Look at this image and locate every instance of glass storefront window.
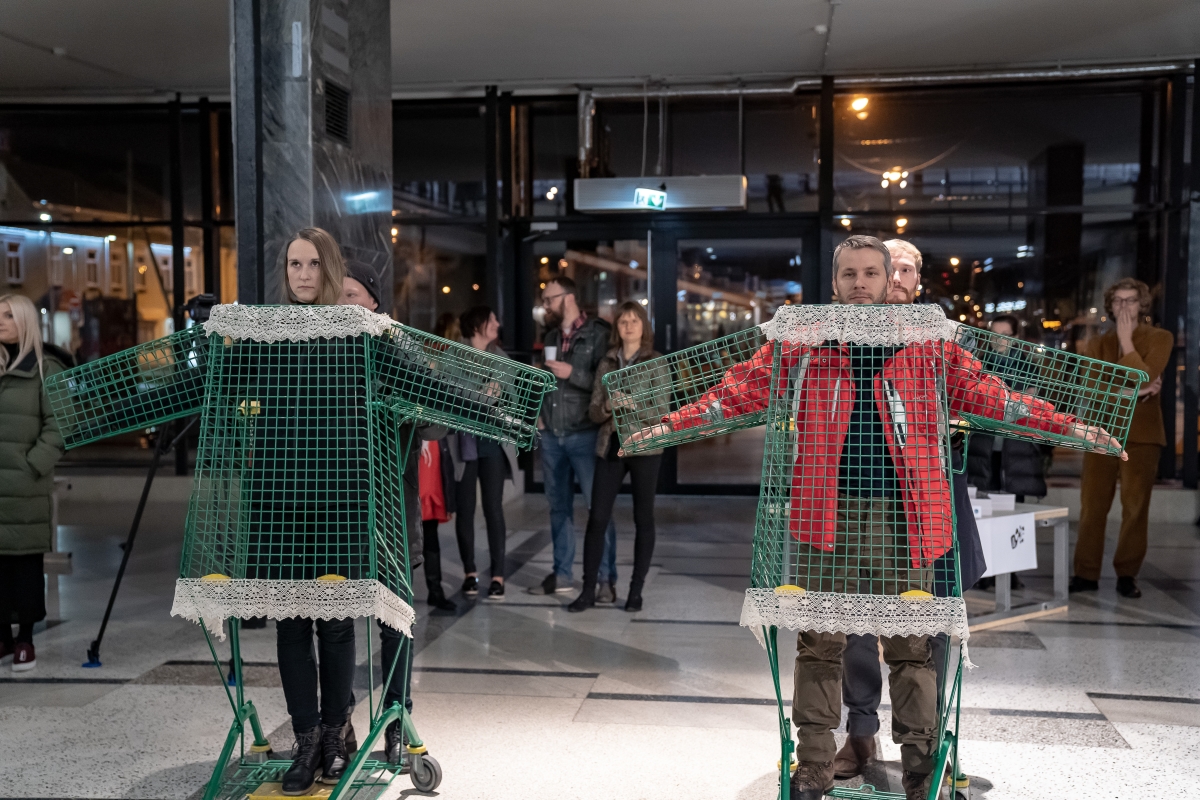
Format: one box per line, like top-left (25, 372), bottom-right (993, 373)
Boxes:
top-left (833, 85), bottom-right (1144, 214)
top-left (674, 237), bottom-right (804, 485)
top-left (392, 224), bottom-right (487, 333)
top-left (592, 96), bottom-right (819, 213)
top-left (394, 104), bottom-right (487, 218)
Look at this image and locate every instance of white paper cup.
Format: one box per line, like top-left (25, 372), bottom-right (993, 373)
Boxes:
top-left (544, 345), bottom-right (558, 362)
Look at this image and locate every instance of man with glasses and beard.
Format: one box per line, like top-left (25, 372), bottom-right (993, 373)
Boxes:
top-left (531, 277), bottom-right (618, 599)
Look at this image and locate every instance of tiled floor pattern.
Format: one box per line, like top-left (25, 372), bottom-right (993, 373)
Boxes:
top-left (1, 492), bottom-right (1198, 799)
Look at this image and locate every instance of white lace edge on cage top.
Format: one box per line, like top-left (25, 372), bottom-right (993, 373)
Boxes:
top-left (171, 578), bottom-right (415, 640)
top-left (739, 588), bottom-right (975, 667)
top-left (759, 304), bottom-right (959, 346)
top-left (204, 304), bottom-right (397, 342)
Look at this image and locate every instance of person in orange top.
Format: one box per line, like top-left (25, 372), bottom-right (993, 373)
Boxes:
top-left (1071, 278), bottom-right (1172, 598)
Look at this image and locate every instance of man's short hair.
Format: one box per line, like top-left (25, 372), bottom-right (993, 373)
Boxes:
top-left (1103, 277), bottom-right (1152, 317)
top-left (990, 314), bottom-right (1020, 335)
top-left (882, 239), bottom-right (922, 270)
top-left (546, 275), bottom-right (577, 297)
top-left (833, 235), bottom-right (892, 278)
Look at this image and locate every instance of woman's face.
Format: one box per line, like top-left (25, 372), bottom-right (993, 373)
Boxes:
top-left (617, 311), bottom-right (643, 348)
top-left (0, 302), bottom-right (18, 345)
top-left (287, 238), bottom-right (322, 303)
top-left (482, 312), bottom-right (500, 343)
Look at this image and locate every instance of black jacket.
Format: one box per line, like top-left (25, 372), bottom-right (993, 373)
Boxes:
top-left (967, 433), bottom-right (1047, 499)
top-left (540, 315), bottom-right (611, 436)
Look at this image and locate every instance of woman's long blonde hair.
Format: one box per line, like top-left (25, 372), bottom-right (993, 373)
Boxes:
top-left (0, 294), bottom-right (45, 379)
top-left (281, 227), bottom-right (347, 305)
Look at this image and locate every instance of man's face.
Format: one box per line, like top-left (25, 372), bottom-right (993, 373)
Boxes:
top-left (833, 248), bottom-right (890, 305)
top-left (338, 277), bottom-right (378, 311)
top-left (541, 284), bottom-right (570, 327)
top-left (886, 251), bottom-right (919, 305)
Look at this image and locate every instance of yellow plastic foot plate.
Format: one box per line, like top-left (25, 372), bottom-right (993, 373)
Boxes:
top-left (247, 783), bottom-right (333, 800)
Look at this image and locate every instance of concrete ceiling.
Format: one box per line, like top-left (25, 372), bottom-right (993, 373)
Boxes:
top-left (0, 0), bottom-right (1195, 99)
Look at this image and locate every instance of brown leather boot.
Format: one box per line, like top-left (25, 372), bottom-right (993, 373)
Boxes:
top-left (789, 760), bottom-right (834, 800)
top-left (901, 770), bottom-right (934, 800)
top-left (832, 734), bottom-right (877, 779)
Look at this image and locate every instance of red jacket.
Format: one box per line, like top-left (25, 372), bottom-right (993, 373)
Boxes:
top-left (667, 340), bottom-right (1077, 567)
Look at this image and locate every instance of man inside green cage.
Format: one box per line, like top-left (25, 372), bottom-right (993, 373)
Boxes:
top-left (626, 235), bottom-right (1124, 800)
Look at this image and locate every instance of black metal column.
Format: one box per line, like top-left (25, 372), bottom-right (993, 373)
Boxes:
top-left (198, 96), bottom-right (218, 299)
top-left (485, 86), bottom-right (500, 315)
top-left (231, 0), bottom-right (265, 304)
top-left (1161, 74), bottom-right (1189, 481)
top-left (1183, 62), bottom-right (1200, 489)
top-left (168, 95), bottom-right (188, 476)
top-left (817, 76), bottom-right (835, 303)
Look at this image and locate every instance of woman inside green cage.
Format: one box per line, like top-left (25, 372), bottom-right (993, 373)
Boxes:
top-left (267, 227), bottom-right (360, 794)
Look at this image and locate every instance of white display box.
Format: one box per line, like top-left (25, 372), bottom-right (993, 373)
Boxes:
top-left (971, 497), bottom-right (993, 518)
top-left (976, 511), bottom-right (1038, 578)
top-left (988, 492), bottom-right (1016, 511)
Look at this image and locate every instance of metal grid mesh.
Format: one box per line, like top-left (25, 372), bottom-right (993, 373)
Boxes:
top-left (602, 326), bottom-right (768, 455)
top-left (45, 311), bottom-right (553, 634)
top-left (953, 325), bottom-right (1144, 454)
top-left (210, 759), bottom-right (394, 800)
top-left (44, 326), bottom-right (209, 448)
top-left (607, 313), bottom-right (1143, 601)
top-left (369, 326), bottom-right (554, 451)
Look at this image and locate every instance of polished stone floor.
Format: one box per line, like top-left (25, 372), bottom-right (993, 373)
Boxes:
top-left (2, 489), bottom-right (1198, 800)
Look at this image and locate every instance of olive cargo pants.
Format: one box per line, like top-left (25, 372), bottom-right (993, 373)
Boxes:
top-left (791, 496), bottom-right (938, 774)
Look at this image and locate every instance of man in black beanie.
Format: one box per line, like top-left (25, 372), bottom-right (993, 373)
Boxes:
top-left (341, 261), bottom-right (381, 311)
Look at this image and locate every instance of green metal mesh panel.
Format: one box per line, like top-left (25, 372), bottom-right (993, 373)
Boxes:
top-left (369, 325), bottom-right (555, 450)
top-left (606, 313), bottom-right (1140, 599)
top-left (953, 325), bottom-right (1145, 455)
top-left (601, 326), bottom-right (768, 455)
top-left (44, 327), bottom-right (209, 449)
top-left (749, 341), bottom-right (953, 595)
top-left (180, 335), bottom-right (384, 585)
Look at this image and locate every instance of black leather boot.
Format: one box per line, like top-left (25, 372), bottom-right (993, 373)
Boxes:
top-left (384, 719), bottom-right (402, 765)
top-left (624, 579), bottom-right (644, 612)
top-left (281, 725), bottom-right (323, 795)
top-left (319, 720), bottom-right (356, 784)
top-left (567, 581), bottom-right (597, 612)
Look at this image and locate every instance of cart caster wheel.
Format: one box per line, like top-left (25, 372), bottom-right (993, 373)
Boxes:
top-left (409, 754), bottom-right (442, 793)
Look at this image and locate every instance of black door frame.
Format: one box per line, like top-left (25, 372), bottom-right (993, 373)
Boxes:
top-left (514, 211), bottom-right (822, 495)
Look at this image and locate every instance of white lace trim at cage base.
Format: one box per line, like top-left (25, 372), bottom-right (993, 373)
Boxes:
top-left (171, 578), bottom-right (415, 640)
top-left (759, 304), bottom-right (959, 346)
top-left (204, 304), bottom-right (396, 342)
top-left (739, 588), bottom-right (975, 667)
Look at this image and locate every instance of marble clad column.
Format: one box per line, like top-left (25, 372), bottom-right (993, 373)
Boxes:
top-left (231, 0), bottom-right (393, 310)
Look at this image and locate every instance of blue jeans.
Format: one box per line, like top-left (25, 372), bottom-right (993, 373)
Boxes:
top-left (541, 430), bottom-right (617, 583)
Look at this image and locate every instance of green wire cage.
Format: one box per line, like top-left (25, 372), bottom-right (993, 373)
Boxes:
top-left (605, 304), bottom-right (1143, 800)
top-left (45, 304), bottom-right (554, 800)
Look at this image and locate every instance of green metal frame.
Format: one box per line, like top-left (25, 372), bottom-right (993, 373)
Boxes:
top-left (604, 315), bottom-right (1143, 800)
top-left (45, 311), bottom-right (554, 800)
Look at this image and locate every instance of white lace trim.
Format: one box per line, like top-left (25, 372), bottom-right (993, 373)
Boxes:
top-left (759, 305), bottom-right (958, 346)
top-left (204, 304), bottom-right (396, 342)
top-left (739, 588), bottom-right (974, 667)
top-left (171, 578), bottom-right (415, 640)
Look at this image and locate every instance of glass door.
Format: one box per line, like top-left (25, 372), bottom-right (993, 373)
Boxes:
top-left (525, 232), bottom-right (652, 486)
top-left (672, 237), bottom-right (806, 489)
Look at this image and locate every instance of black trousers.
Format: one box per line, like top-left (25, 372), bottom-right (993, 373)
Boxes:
top-left (0, 554), bottom-right (45, 641)
top-left (276, 616), bottom-right (356, 734)
top-left (379, 620), bottom-right (414, 714)
top-left (581, 453), bottom-right (662, 590)
top-left (454, 454), bottom-right (507, 579)
top-left (421, 519), bottom-right (445, 594)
